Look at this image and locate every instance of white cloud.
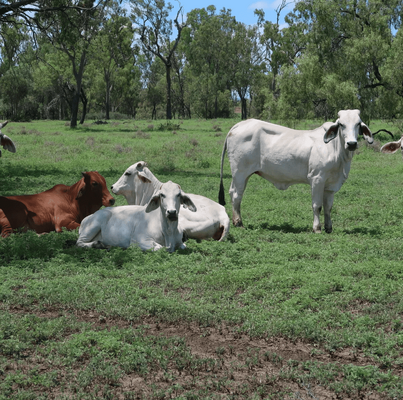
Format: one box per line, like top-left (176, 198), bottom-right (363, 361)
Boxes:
top-left (249, 2), bottom-right (270, 10)
top-left (269, 0), bottom-right (295, 10)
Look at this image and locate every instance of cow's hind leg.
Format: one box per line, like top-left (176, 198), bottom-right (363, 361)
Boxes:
top-left (323, 190), bottom-right (335, 233)
top-left (75, 216), bottom-right (104, 248)
top-left (229, 175), bottom-right (249, 227)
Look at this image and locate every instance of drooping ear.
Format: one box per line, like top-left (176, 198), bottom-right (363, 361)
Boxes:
top-left (138, 171), bottom-right (152, 184)
top-left (359, 122), bottom-right (374, 144)
top-left (145, 191), bottom-right (161, 212)
top-left (324, 121), bottom-right (339, 144)
top-left (135, 161), bottom-right (147, 171)
top-left (380, 138), bottom-right (403, 154)
top-left (76, 172), bottom-right (89, 199)
top-left (180, 192), bottom-right (197, 212)
top-left (0, 134), bottom-right (16, 152)
top-left (76, 181), bottom-right (86, 199)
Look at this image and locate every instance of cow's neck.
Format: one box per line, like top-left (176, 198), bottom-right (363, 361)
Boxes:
top-left (136, 182), bottom-right (158, 206)
top-left (159, 211), bottom-right (181, 252)
top-left (333, 131), bottom-right (354, 180)
top-left (139, 173), bottom-right (164, 206)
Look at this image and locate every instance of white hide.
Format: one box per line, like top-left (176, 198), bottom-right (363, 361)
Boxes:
top-left (219, 109), bottom-right (374, 233)
top-left (76, 181), bottom-right (197, 252)
top-left (111, 162), bottom-right (230, 241)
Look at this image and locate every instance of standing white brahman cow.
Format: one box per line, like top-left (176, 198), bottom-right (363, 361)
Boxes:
top-left (219, 109), bottom-right (374, 233)
top-left (111, 161), bottom-right (230, 241)
top-left (0, 121), bottom-right (16, 156)
top-left (76, 180), bottom-right (196, 252)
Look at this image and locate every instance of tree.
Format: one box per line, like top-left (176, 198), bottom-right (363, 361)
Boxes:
top-left (131, 0), bottom-right (185, 120)
top-left (288, 0), bottom-right (402, 121)
top-left (36, 1), bottom-right (108, 127)
top-left (88, 5), bottom-right (135, 119)
top-left (183, 6), bottom-right (236, 118)
top-left (229, 23), bottom-right (262, 120)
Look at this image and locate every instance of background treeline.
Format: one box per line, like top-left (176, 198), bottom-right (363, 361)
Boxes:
top-left (0, 0), bottom-right (402, 127)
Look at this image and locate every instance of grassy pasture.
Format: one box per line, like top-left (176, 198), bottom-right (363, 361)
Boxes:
top-left (0, 117), bottom-right (403, 399)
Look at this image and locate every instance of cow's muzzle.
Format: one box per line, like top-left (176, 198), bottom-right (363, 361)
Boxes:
top-left (347, 141), bottom-right (357, 151)
top-left (167, 210), bottom-right (178, 221)
top-left (108, 198), bottom-right (115, 206)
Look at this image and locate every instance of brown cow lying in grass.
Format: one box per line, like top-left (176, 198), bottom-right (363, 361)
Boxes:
top-left (0, 171), bottom-right (115, 237)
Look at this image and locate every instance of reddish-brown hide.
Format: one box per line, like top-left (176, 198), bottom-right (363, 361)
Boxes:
top-left (0, 171), bottom-right (115, 237)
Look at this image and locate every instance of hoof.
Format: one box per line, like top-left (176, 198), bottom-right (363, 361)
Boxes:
top-left (92, 240), bottom-right (109, 249)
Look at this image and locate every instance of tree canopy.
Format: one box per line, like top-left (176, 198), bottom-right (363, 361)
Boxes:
top-left (0, 0), bottom-right (402, 124)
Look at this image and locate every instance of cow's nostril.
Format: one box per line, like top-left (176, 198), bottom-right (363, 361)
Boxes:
top-left (109, 199), bottom-right (115, 205)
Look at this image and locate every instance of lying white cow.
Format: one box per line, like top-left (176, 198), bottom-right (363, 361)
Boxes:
top-left (219, 109), bottom-right (374, 233)
top-left (76, 180), bottom-right (196, 252)
top-left (111, 162), bottom-right (230, 241)
top-left (0, 121), bottom-right (16, 156)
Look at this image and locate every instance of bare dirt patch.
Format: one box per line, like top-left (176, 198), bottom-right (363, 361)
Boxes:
top-left (1, 303), bottom-right (392, 399)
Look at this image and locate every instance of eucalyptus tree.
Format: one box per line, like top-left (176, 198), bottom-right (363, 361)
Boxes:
top-left (289, 0), bottom-right (402, 121)
top-left (36, 1), bottom-right (109, 127)
top-left (254, 2), bottom-right (307, 120)
top-left (130, 0), bottom-right (185, 120)
top-left (0, 22), bottom-right (38, 119)
top-left (228, 22), bottom-right (262, 120)
top-left (183, 6), bottom-right (236, 118)
top-left (88, 4), bottom-right (136, 119)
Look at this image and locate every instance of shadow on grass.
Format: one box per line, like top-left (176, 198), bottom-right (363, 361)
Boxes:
top-left (245, 222), bottom-right (310, 234)
top-left (342, 226), bottom-right (383, 236)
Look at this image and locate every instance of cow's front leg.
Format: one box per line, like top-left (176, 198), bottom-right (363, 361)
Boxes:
top-left (323, 190), bottom-right (335, 233)
top-left (311, 181), bottom-right (324, 233)
top-left (55, 218), bottom-right (80, 232)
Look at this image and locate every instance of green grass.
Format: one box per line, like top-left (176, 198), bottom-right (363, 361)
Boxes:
top-left (0, 117), bottom-right (403, 399)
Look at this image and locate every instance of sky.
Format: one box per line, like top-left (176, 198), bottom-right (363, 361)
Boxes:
top-left (173, 0), bottom-right (295, 26)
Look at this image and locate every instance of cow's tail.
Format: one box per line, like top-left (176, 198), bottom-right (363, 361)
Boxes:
top-left (218, 136), bottom-right (227, 206)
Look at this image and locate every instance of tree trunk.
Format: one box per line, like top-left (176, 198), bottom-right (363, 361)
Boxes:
top-left (166, 64), bottom-right (172, 120)
top-left (241, 97), bottom-right (247, 120)
top-left (80, 89), bottom-right (88, 124)
top-left (70, 91), bottom-right (80, 128)
top-left (70, 50), bottom-right (87, 128)
top-left (105, 70), bottom-right (111, 120)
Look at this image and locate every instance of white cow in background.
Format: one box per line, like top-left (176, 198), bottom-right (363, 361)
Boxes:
top-left (76, 180), bottom-right (196, 252)
top-left (0, 121), bottom-right (16, 156)
top-left (219, 109), bottom-right (374, 233)
top-left (111, 161), bottom-right (230, 241)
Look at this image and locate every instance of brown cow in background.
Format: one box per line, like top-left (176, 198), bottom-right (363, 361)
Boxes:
top-left (0, 171), bottom-right (115, 237)
top-left (0, 121), bottom-right (16, 156)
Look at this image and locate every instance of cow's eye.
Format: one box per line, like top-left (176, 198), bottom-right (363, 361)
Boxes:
top-left (92, 182), bottom-right (99, 187)
top-left (125, 172), bottom-right (131, 176)
top-left (160, 193), bottom-right (166, 198)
